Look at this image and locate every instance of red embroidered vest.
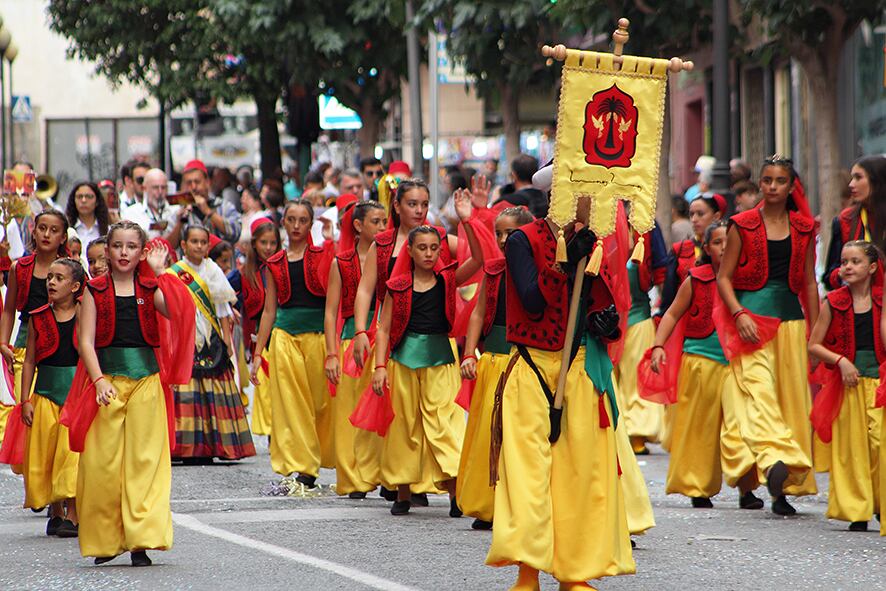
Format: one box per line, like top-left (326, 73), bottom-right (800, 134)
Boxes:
top-left (505, 219), bottom-right (569, 351)
top-left (838, 206), bottom-right (865, 243)
top-left (731, 209), bottom-right (813, 294)
top-left (822, 286), bottom-right (885, 365)
top-left (386, 265), bottom-right (456, 350)
top-left (13, 254), bottom-right (37, 312)
top-left (30, 305), bottom-right (78, 364)
top-left (266, 247), bottom-right (328, 305)
top-left (481, 258), bottom-right (506, 336)
top-left (88, 271), bottom-right (160, 348)
top-left (375, 226), bottom-right (449, 304)
top-left (672, 240), bottom-right (697, 284)
top-left (685, 264), bottom-right (717, 339)
top-left (241, 268), bottom-right (266, 321)
top-left (337, 249), bottom-right (362, 319)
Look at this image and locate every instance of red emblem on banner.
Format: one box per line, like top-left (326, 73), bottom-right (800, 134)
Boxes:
top-left (582, 84), bottom-right (638, 169)
top-left (177, 270), bottom-right (194, 284)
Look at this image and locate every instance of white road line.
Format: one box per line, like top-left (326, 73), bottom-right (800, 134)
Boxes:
top-left (172, 513), bottom-right (422, 591)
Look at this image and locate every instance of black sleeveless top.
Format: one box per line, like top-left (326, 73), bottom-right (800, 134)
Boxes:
top-left (406, 279), bottom-right (448, 334)
top-left (41, 317), bottom-right (78, 367)
top-left (493, 276), bottom-right (507, 327)
top-left (283, 260), bottom-right (325, 309)
top-left (109, 296), bottom-right (149, 347)
top-left (20, 274), bottom-right (49, 321)
top-left (854, 309), bottom-right (874, 352)
top-left (767, 237), bottom-right (791, 282)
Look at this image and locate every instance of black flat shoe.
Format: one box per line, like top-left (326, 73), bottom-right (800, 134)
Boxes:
top-left (55, 519), bottom-right (79, 538)
top-left (348, 492), bottom-right (367, 499)
top-left (691, 497), bottom-right (713, 509)
top-left (739, 491), bottom-right (764, 510)
top-left (390, 500), bottom-right (411, 515)
top-left (295, 473), bottom-right (317, 489)
top-left (471, 519), bottom-right (493, 530)
top-left (411, 493), bottom-right (429, 507)
top-left (849, 521), bottom-right (868, 532)
top-left (766, 461), bottom-right (789, 498)
top-left (31, 506), bottom-right (45, 514)
top-left (94, 555), bottom-right (118, 565)
top-left (631, 538), bottom-right (636, 548)
top-left (449, 498), bottom-right (463, 518)
top-left (46, 516), bottom-right (63, 536)
top-left (771, 495), bottom-right (796, 516)
top-left (379, 487), bottom-right (397, 501)
top-left (131, 551), bottom-right (152, 567)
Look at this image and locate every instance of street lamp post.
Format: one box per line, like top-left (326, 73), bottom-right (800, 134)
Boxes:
top-left (711, 0), bottom-right (732, 193)
top-left (404, 0), bottom-right (424, 173)
top-left (6, 42), bottom-right (16, 165)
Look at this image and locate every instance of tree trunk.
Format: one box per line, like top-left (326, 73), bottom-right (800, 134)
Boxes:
top-left (500, 83), bottom-right (521, 170)
top-left (357, 96), bottom-right (380, 159)
top-left (657, 89), bottom-right (673, 244)
top-left (255, 92), bottom-right (282, 181)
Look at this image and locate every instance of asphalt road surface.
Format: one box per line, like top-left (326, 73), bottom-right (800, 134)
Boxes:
top-left (1, 437), bottom-right (883, 590)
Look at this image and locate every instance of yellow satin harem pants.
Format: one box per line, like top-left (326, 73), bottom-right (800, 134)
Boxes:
top-left (332, 338), bottom-right (380, 495)
top-left (77, 374), bottom-right (172, 558)
top-left (0, 348), bottom-right (28, 441)
top-left (611, 374), bottom-right (655, 535)
top-left (267, 329), bottom-right (334, 477)
top-left (725, 320), bottom-right (814, 495)
top-left (457, 351), bottom-right (510, 522)
top-left (827, 377), bottom-right (881, 523)
top-left (381, 360), bottom-right (464, 488)
top-left (250, 356), bottom-right (272, 437)
top-left (666, 354), bottom-right (728, 498)
top-left (487, 346), bottom-right (634, 583)
top-left (23, 394), bottom-right (78, 508)
top-left (614, 319), bottom-right (663, 443)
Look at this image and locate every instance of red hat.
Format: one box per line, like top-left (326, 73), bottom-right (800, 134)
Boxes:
top-left (335, 194), bottom-right (360, 254)
top-left (388, 160), bottom-right (411, 177)
top-left (208, 234), bottom-right (222, 250)
top-left (250, 215), bottom-right (274, 235)
top-left (98, 179), bottom-right (115, 189)
top-left (184, 159), bottom-right (208, 175)
top-left (711, 193), bottom-right (727, 214)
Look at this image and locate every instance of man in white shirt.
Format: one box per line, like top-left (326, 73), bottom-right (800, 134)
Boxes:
top-left (123, 168), bottom-right (185, 243)
top-left (119, 161), bottom-right (150, 215)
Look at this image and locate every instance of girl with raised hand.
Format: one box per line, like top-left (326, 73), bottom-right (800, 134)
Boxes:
top-left (809, 241), bottom-right (884, 532)
top-left (64, 220), bottom-right (195, 566)
top-left (250, 199), bottom-right (335, 489)
top-left (372, 188), bottom-right (484, 516)
top-left (19, 258), bottom-right (86, 538)
top-left (324, 200), bottom-right (387, 498)
top-left (717, 156), bottom-right (819, 516)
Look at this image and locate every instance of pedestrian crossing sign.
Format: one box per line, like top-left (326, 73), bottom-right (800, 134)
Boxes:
top-left (11, 95), bottom-right (32, 123)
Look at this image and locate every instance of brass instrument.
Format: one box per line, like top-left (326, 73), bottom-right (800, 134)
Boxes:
top-left (35, 174), bottom-right (58, 202)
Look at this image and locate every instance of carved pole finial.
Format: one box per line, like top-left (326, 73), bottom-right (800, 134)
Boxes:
top-left (613, 18), bottom-right (630, 57)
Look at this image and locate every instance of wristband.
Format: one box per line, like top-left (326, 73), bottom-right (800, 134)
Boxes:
top-left (732, 308), bottom-right (747, 320)
top-left (91, 376), bottom-right (105, 386)
top-left (461, 354), bottom-right (477, 363)
top-left (326, 353), bottom-right (339, 360)
top-left (834, 355), bottom-right (845, 367)
top-left (651, 345), bottom-right (664, 352)
top-left (374, 364), bottom-right (387, 370)
top-left (354, 330), bottom-right (369, 338)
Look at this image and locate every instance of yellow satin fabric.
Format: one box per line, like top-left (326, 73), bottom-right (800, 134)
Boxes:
top-left (236, 340), bottom-right (250, 407)
top-left (0, 348), bottom-right (29, 441)
top-left (487, 346), bottom-right (634, 583)
top-left (332, 339), bottom-right (380, 495)
top-left (719, 366), bottom-right (757, 488)
top-left (23, 395), bottom-right (78, 508)
top-left (77, 374), bottom-right (172, 558)
top-left (614, 319), bottom-right (663, 442)
top-left (666, 355), bottom-right (727, 498)
top-left (267, 329), bottom-right (334, 477)
top-left (381, 360), bottom-right (464, 488)
top-left (614, 417), bottom-right (656, 535)
top-left (881, 418), bottom-right (886, 536)
top-left (457, 351), bottom-right (510, 522)
top-left (827, 377), bottom-right (881, 523)
top-left (250, 360), bottom-right (272, 436)
top-left (725, 320), bottom-right (814, 494)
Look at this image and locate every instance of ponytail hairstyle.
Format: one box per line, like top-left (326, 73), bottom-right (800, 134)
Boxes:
top-left (31, 209), bottom-right (71, 258)
top-left (495, 206), bottom-right (534, 227)
top-left (353, 200), bottom-right (386, 225)
top-left (389, 178), bottom-right (430, 229)
top-left (761, 154), bottom-right (801, 212)
top-left (407, 224), bottom-right (441, 247)
top-left (697, 220), bottom-right (728, 266)
top-left (243, 218), bottom-right (281, 289)
top-left (107, 219), bottom-right (148, 249)
top-left (842, 239), bottom-right (884, 267)
top-left (50, 257), bottom-right (87, 297)
top-left (282, 198), bottom-right (315, 223)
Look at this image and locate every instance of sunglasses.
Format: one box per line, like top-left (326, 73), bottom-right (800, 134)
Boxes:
top-left (135, 176), bottom-right (145, 184)
top-left (365, 170), bottom-right (383, 177)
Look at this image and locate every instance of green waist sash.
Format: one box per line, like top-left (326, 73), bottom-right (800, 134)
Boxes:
top-left (98, 346), bottom-right (159, 380)
top-left (275, 306), bottom-right (325, 335)
top-left (391, 332), bottom-right (455, 369)
top-left (484, 324), bottom-right (510, 355)
top-left (34, 365), bottom-right (77, 406)
top-left (855, 350), bottom-right (879, 379)
top-left (582, 334), bottom-right (618, 429)
top-left (341, 307), bottom-right (375, 341)
top-left (14, 323), bottom-right (28, 349)
top-left (627, 262), bottom-right (651, 326)
top-left (683, 333), bottom-right (727, 365)
top-left (737, 280), bottom-right (803, 321)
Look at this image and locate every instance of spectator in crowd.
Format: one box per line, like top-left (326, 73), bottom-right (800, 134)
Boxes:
top-left (120, 160), bottom-right (150, 214)
top-left (181, 159), bottom-right (241, 243)
top-left (238, 185), bottom-right (272, 245)
top-left (388, 161), bottom-right (412, 181)
top-left (732, 180), bottom-right (761, 213)
top-left (236, 165), bottom-right (255, 191)
top-left (493, 154), bottom-right (548, 218)
top-left (323, 166), bottom-right (341, 198)
top-left (212, 166), bottom-right (241, 213)
top-left (118, 161), bottom-right (135, 209)
top-left (65, 181), bottom-right (110, 254)
top-left (302, 170), bottom-right (325, 195)
top-left (671, 194), bottom-right (694, 242)
top-left (440, 169), bottom-right (470, 232)
top-left (684, 155), bottom-right (714, 202)
top-left (483, 158), bottom-right (501, 187)
top-left (283, 164), bottom-right (301, 200)
top-left (359, 157), bottom-right (384, 199)
top-left (98, 179), bottom-right (121, 223)
top-left (340, 169), bottom-right (364, 198)
top-left (122, 168), bottom-right (187, 243)
top-left (730, 158), bottom-right (753, 186)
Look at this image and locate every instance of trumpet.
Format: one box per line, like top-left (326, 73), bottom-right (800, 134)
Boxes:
top-left (35, 174), bottom-right (58, 201)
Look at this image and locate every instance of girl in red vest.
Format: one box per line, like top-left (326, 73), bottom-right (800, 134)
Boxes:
top-left (809, 240), bottom-right (884, 533)
top-left (457, 206), bottom-right (533, 530)
top-left (68, 220), bottom-right (195, 565)
top-left (822, 156), bottom-right (886, 289)
top-left (230, 217), bottom-right (280, 437)
top-left (323, 200), bottom-right (387, 497)
top-left (19, 258), bottom-right (85, 538)
top-left (250, 199), bottom-right (335, 489)
top-left (371, 191), bottom-right (484, 516)
top-left (717, 156), bottom-right (819, 516)
top-left (0, 210), bottom-right (68, 441)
